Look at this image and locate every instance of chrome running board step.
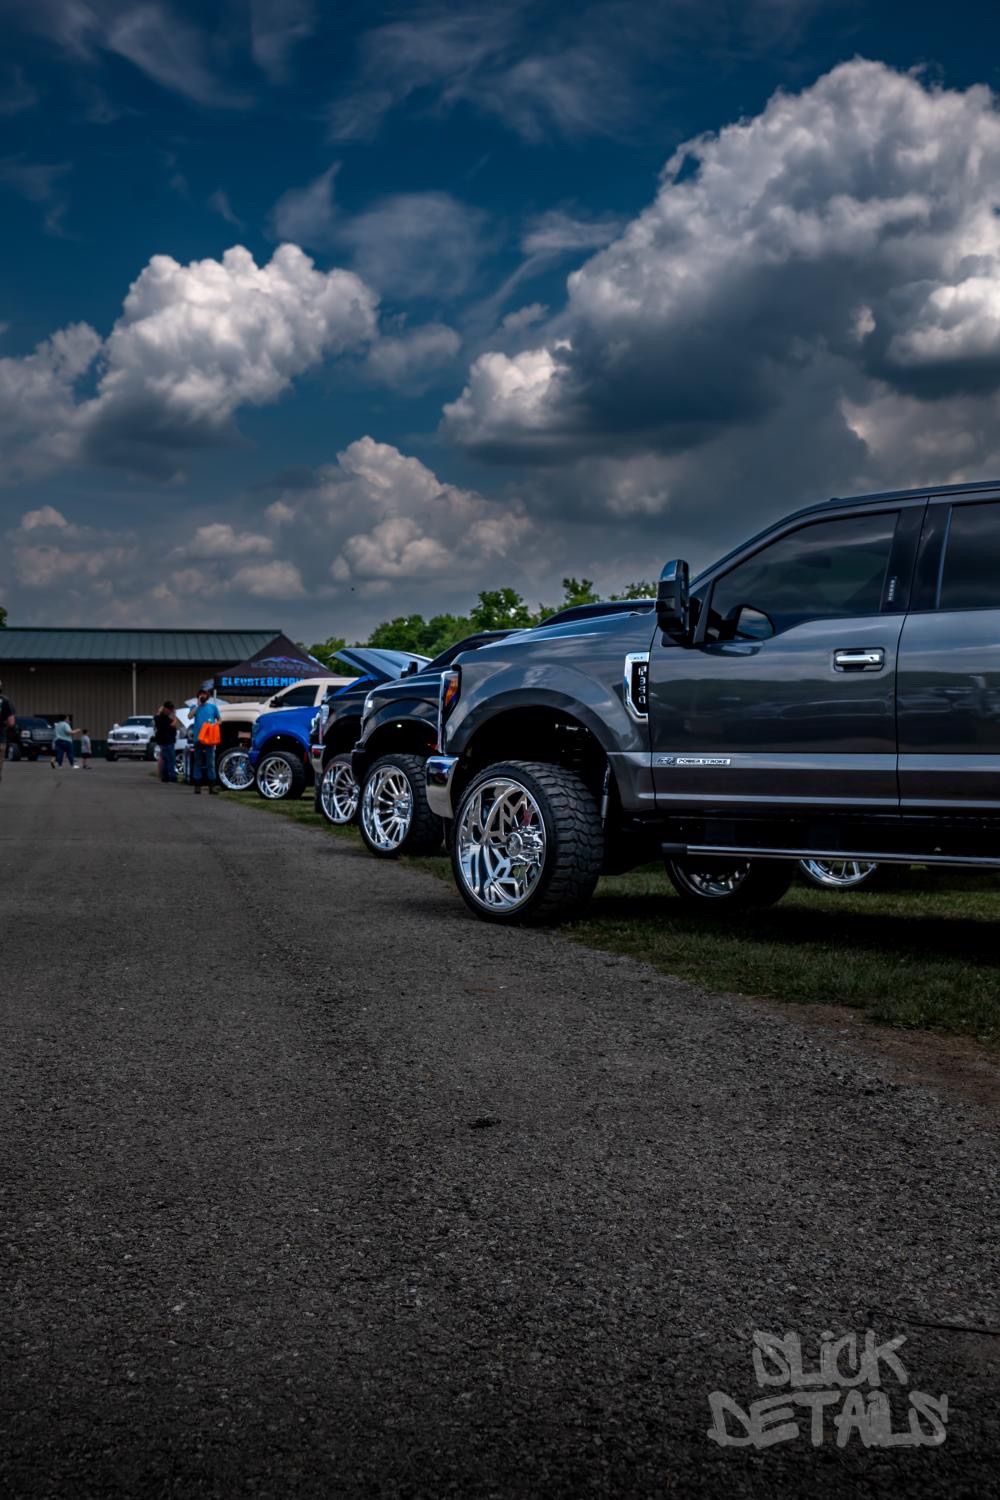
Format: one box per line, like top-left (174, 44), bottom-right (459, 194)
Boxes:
top-left (661, 843), bottom-right (1000, 869)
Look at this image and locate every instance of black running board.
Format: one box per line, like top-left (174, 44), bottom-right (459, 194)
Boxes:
top-left (661, 843), bottom-right (1000, 870)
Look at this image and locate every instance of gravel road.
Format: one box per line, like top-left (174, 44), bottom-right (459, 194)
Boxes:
top-left (2, 761), bottom-right (998, 1497)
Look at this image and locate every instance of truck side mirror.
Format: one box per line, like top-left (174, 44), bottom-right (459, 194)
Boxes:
top-left (656, 559), bottom-right (691, 643)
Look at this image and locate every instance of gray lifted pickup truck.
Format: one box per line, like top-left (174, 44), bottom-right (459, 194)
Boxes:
top-left (427, 481), bottom-right (1000, 923)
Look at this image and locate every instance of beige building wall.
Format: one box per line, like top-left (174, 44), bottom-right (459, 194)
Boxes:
top-left (1, 661), bottom-right (238, 748)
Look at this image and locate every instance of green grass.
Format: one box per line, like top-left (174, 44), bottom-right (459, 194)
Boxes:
top-left (226, 792), bottom-right (1000, 1047)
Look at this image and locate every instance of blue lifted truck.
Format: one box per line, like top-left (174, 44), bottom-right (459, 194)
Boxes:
top-left (248, 704), bottom-right (319, 801)
top-left (249, 646), bottom-right (430, 802)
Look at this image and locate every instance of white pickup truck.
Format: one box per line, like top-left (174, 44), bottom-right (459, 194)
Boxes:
top-left (105, 715), bottom-right (157, 760)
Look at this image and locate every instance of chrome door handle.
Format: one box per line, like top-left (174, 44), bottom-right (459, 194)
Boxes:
top-left (833, 648), bottom-right (885, 672)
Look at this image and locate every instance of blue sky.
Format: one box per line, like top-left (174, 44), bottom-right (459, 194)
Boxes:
top-left (4, 0), bottom-right (1000, 638)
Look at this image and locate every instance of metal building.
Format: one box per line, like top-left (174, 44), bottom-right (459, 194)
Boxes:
top-left (0, 628), bottom-right (280, 751)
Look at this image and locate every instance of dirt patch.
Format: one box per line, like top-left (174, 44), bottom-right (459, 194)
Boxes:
top-left (738, 989), bottom-right (1000, 1116)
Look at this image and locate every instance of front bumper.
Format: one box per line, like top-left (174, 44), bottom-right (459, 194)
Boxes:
top-left (425, 755), bottom-right (459, 819)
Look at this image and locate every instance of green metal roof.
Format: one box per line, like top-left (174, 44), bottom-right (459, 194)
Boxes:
top-left (0, 628), bottom-right (282, 664)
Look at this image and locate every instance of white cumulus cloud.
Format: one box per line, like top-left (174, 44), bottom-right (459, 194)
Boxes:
top-left (269, 165), bottom-right (338, 250)
top-left (442, 58), bottom-right (1000, 532)
top-left (10, 505), bottom-right (138, 591)
top-left (231, 560), bottom-right (306, 597)
top-left (0, 244), bottom-right (378, 480)
top-left (322, 437), bottom-right (533, 585)
top-left (365, 322), bottom-right (461, 389)
top-left (185, 523), bottom-right (274, 558)
top-left (0, 323), bottom-right (102, 482)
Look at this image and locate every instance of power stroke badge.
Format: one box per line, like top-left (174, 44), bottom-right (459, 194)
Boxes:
top-left (656, 755), bottom-right (733, 767)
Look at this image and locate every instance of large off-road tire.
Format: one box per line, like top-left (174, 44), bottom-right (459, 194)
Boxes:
top-left (451, 760), bottom-right (604, 925)
top-left (665, 857), bottom-right (793, 910)
top-left (318, 753), bottom-right (360, 826)
top-left (218, 746), bottom-right (255, 792)
top-left (359, 754), bottom-right (442, 858)
top-left (105, 751), bottom-right (117, 762)
top-left (255, 749), bottom-right (307, 801)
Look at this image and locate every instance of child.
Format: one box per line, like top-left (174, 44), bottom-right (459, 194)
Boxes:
top-left (79, 729), bottom-right (91, 769)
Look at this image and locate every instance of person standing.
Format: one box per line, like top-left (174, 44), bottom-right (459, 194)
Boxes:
top-left (189, 685), bottom-right (221, 795)
top-left (79, 729), bottom-right (92, 769)
top-left (52, 717), bottom-right (76, 769)
top-left (153, 701), bottom-right (178, 783)
top-left (0, 680), bottom-right (14, 785)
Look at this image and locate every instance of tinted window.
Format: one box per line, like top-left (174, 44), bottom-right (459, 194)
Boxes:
top-left (939, 501), bottom-right (1000, 610)
top-left (708, 511), bottom-right (897, 639)
top-left (274, 685), bottom-right (317, 706)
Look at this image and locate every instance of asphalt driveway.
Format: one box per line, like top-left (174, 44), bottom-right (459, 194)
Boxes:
top-left (2, 761), bottom-right (998, 1497)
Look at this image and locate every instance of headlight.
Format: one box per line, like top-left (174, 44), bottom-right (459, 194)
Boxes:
top-left (438, 669), bottom-right (461, 749)
top-left (363, 692), bottom-right (376, 720)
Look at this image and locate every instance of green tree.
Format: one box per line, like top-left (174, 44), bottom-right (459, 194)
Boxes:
top-left (420, 613), bottom-right (470, 656)
top-left (307, 573), bottom-right (661, 677)
top-left (368, 611), bottom-right (489, 657)
top-left (560, 577), bottom-right (600, 607)
top-left (610, 580), bottom-right (656, 600)
top-left (535, 577), bottom-right (602, 621)
top-left (367, 615), bottom-right (432, 653)
top-left (308, 636), bottom-right (358, 674)
top-left (469, 588), bottom-right (534, 632)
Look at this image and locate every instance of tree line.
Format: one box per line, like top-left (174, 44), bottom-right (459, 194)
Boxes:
top-left (306, 577), bottom-right (654, 671)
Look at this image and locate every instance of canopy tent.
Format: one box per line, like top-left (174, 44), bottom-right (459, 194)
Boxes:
top-left (213, 634), bottom-right (330, 695)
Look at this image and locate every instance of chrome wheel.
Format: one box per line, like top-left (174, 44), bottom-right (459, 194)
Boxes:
top-left (218, 747), bottom-right (254, 792)
top-left (668, 861), bottom-right (751, 900)
top-left (321, 758), bottom-right (359, 824)
top-left (455, 776), bottom-right (547, 913)
top-left (257, 753), bottom-right (294, 800)
top-left (800, 858), bottom-right (878, 890)
top-left (361, 765), bottom-right (414, 851)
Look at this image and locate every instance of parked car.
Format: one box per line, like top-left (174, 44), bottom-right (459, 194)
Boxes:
top-left (308, 648), bottom-right (432, 822)
top-left (423, 480), bottom-right (1000, 923)
top-left (247, 662), bottom-right (424, 800)
top-left (219, 651), bottom-right (424, 800)
top-left (8, 716), bottom-right (56, 760)
top-left (348, 632), bottom-right (515, 856)
top-left (215, 676), bottom-right (353, 784)
top-left (350, 604), bottom-right (656, 858)
top-left (106, 715), bottom-right (156, 761)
